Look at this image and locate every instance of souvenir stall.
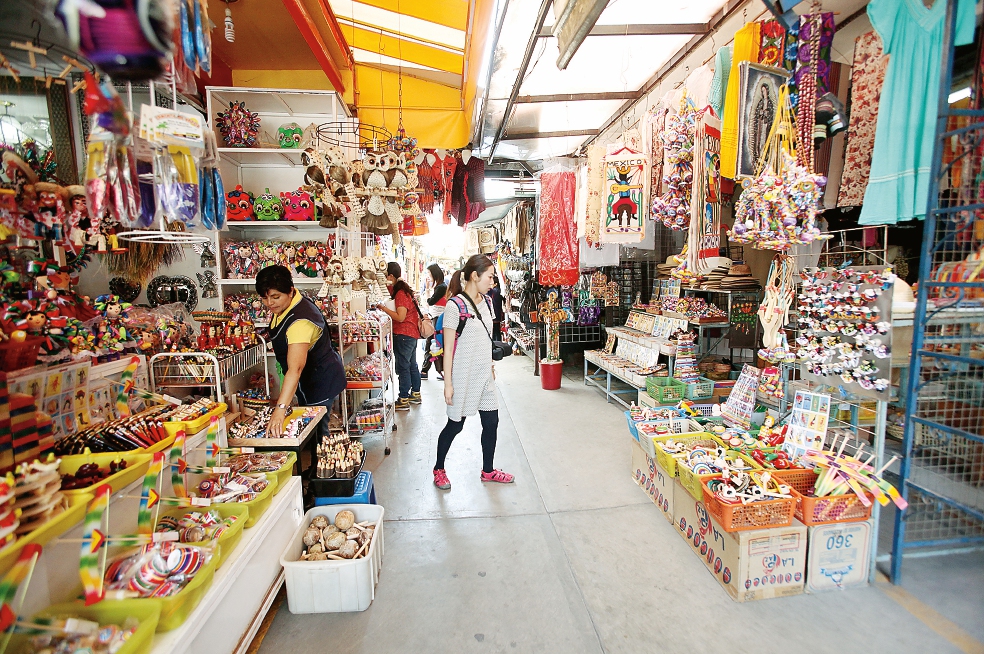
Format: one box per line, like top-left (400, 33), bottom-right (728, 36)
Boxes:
top-left (0, 0), bottom-right (405, 647)
top-left (564, 0), bottom-right (965, 599)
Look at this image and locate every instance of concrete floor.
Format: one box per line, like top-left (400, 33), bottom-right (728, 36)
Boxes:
top-left (259, 355), bottom-right (984, 654)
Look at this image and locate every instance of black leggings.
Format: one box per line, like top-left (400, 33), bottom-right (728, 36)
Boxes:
top-left (435, 410), bottom-right (499, 473)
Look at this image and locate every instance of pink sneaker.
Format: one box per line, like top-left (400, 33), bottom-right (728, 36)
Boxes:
top-left (480, 469), bottom-right (515, 484)
top-left (433, 468), bottom-right (451, 490)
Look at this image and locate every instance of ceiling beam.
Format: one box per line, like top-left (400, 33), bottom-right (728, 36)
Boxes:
top-left (502, 129), bottom-right (599, 140)
top-left (282, 0), bottom-right (347, 92)
top-left (515, 91), bottom-right (640, 103)
top-left (588, 0), bottom-right (746, 148)
top-left (316, 0), bottom-right (356, 67)
top-left (489, 0), bottom-right (552, 160)
top-left (539, 23), bottom-right (709, 37)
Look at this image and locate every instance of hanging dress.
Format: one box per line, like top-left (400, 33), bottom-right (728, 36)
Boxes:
top-left (859, 0), bottom-right (976, 225)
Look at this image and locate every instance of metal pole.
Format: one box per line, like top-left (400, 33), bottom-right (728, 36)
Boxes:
top-left (891, 0), bottom-right (959, 585)
top-left (870, 399), bottom-right (886, 583)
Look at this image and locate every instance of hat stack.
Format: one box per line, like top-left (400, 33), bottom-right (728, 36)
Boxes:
top-left (700, 263), bottom-right (732, 289)
top-left (719, 263), bottom-right (760, 291)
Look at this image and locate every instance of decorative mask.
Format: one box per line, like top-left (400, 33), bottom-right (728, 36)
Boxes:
top-left (253, 188), bottom-right (284, 221)
top-left (280, 188), bottom-right (315, 221)
top-left (277, 122), bottom-right (304, 149)
top-left (226, 185), bottom-right (255, 221)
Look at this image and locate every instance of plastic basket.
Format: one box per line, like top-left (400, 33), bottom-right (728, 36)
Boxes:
top-left (265, 451), bottom-right (297, 491)
top-left (700, 476), bottom-right (796, 532)
top-left (678, 451), bottom-right (761, 501)
top-left (634, 418), bottom-right (704, 457)
top-left (0, 337), bottom-right (42, 372)
top-left (162, 403), bottom-right (228, 437)
top-left (0, 495), bottom-right (90, 578)
top-left (624, 411), bottom-right (641, 441)
top-left (684, 377), bottom-right (715, 400)
top-left (647, 376), bottom-right (686, 403)
top-left (148, 543), bottom-right (219, 631)
top-left (59, 452), bottom-right (153, 501)
top-left (280, 504), bottom-right (384, 613)
top-left (156, 502), bottom-right (249, 568)
top-left (773, 469), bottom-right (874, 525)
top-left (652, 432), bottom-right (724, 477)
top-left (10, 599), bottom-right (161, 654)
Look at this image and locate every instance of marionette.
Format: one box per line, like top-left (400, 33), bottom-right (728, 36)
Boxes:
top-left (31, 182), bottom-right (68, 241)
top-left (65, 185), bottom-right (90, 249)
top-left (93, 294), bottom-right (132, 351)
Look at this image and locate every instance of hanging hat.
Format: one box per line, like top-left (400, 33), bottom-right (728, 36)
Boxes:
top-left (66, 184), bottom-right (85, 199)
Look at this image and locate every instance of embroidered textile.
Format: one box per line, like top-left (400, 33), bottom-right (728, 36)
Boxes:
top-left (538, 171), bottom-right (579, 286)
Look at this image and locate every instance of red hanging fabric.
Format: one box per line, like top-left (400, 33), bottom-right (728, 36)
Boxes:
top-left (538, 171), bottom-right (579, 286)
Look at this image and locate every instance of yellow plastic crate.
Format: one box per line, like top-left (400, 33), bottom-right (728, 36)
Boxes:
top-left (652, 433), bottom-right (724, 478)
top-left (59, 452), bottom-right (153, 501)
top-left (162, 403), bottom-right (228, 437)
top-left (156, 502), bottom-right (248, 569)
top-left (264, 452), bottom-right (297, 492)
top-left (10, 599), bottom-right (161, 654)
top-left (0, 495), bottom-right (90, 578)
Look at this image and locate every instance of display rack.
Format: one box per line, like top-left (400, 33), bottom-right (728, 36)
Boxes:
top-left (891, 0), bottom-right (984, 584)
top-left (149, 337), bottom-right (271, 403)
top-left (15, 417), bottom-right (303, 654)
top-left (338, 312), bottom-right (395, 454)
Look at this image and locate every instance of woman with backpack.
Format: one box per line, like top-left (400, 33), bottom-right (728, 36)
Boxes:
top-left (375, 262), bottom-right (422, 411)
top-left (433, 255), bottom-right (514, 489)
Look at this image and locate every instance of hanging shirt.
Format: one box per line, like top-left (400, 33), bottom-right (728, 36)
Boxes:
top-left (859, 0), bottom-right (976, 225)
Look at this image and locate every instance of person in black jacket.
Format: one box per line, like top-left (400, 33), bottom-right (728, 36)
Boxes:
top-left (420, 263), bottom-right (447, 379)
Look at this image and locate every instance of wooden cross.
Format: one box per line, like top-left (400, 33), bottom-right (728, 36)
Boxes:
top-left (9, 41), bottom-right (47, 69)
top-left (0, 53), bottom-right (19, 82)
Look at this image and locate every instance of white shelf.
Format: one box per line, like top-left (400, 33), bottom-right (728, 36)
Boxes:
top-left (224, 220), bottom-right (331, 231)
top-left (217, 148), bottom-right (305, 167)
top-left (208, 86), bottom-right (348, 118)
top-left (151, 478), bottom-right (304, 654)
top-left (219, 278), bottom-right (325, 285)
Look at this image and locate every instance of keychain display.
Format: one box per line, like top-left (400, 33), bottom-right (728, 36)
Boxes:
top-left (794, 266), bottom-right (895, 399)
top-left (651, 95), bottom-right (697, 231)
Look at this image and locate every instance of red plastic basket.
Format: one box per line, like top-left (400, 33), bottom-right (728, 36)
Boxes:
top-left (700, 476), bottom-right (796, 532)
top-left (773, 469), bottom-right (874, 526)
top-left (0, 337), bottom-right (42, 372)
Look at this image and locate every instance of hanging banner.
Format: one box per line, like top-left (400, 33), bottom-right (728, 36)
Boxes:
top-left (689, 110), bottom-right (723, 270)
top-left (538, 171), bottom-right (579, 286)
top-left (601, 147), bottom-right (647, 244)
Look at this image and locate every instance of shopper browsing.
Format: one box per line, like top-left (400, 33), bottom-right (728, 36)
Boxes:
top-left (375, 262), bottom-right (422, 410)
top-left (433, 254), bottom-right (514, 489)
top-left (420, 263), bottom-right (447, 380)
top-left (256, 265), bottom-right (347, 438)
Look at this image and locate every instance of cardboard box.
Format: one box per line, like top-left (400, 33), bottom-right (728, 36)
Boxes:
top-left (673, 481), bottom-right (807, 602)
top-left (806, 520), bottom-right (872, 593)
top-left (629, 439), bottom-right (673, 523)
top-left (638, 390), bottom-right (659, 408)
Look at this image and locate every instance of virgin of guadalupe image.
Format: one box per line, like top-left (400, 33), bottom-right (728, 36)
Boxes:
top-left (750, 82), bottom-right (775, 165)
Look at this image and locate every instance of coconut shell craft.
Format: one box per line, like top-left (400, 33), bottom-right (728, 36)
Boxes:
top-left (299, 510), bottom-right (376, 561)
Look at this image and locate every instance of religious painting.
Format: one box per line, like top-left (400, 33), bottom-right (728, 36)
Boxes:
top-left (736, 62), bottom-right (791, 179)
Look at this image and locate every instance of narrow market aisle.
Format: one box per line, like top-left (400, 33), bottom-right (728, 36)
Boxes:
top-left (259, 356), bottom-right (984, 654)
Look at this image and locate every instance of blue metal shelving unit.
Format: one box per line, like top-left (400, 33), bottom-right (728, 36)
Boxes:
top-left (891, 0), bottom-right (984, 583)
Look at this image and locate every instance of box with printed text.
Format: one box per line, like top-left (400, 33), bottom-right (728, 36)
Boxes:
top-left (806, 520), bottom-right (872, 593)
top-left (673, 480), bottom-right (807, 602)
top-left (630, 439), bottom-right (673, 523)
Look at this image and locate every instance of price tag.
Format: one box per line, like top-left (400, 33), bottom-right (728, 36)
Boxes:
top-left (318, 280), bottom-right (331, 298)
top-left (239, 447), bottom-right (254, 453)
top-left (64, 618), bottom-right (99, 635)
top-left (191, 497), bottom-right (211, 507)
top-left (152, 531), bottom-right (180, 542)
top-left (212, 466), bottom-right (231, 474)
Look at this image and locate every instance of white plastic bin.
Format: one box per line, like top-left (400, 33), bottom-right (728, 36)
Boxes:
top-left (280, 504), bottom-right (385, 613)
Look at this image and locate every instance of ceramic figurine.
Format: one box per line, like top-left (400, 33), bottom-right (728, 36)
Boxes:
top-left (253, 188), bottom-right (284, 221)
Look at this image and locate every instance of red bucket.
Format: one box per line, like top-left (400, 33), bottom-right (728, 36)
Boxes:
top-left (540, 360), bottom-right (562, 390)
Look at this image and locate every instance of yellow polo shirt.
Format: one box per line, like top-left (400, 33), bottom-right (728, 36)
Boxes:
top-left (269, 291), bottom-right (322, 348)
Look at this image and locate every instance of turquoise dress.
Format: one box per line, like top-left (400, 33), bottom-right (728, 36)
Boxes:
top-left (859, 0), bottom-right (977, 226)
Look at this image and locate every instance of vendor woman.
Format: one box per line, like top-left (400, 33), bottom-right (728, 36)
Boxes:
top-left (257, 265), bottom-right (346, 437)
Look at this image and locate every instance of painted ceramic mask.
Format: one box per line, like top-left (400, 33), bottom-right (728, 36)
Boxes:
top-left (278, 122), bottom-right (303, 149)
top-left (280, 189), bottom-right (315, 221)
top-left (226, 185), bottom-right (255, 221)
top-left (253, 188), bottom-right (284, 221)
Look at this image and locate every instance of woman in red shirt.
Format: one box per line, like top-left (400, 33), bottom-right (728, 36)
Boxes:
top-left (376, 262), bottom-right (421, 410)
